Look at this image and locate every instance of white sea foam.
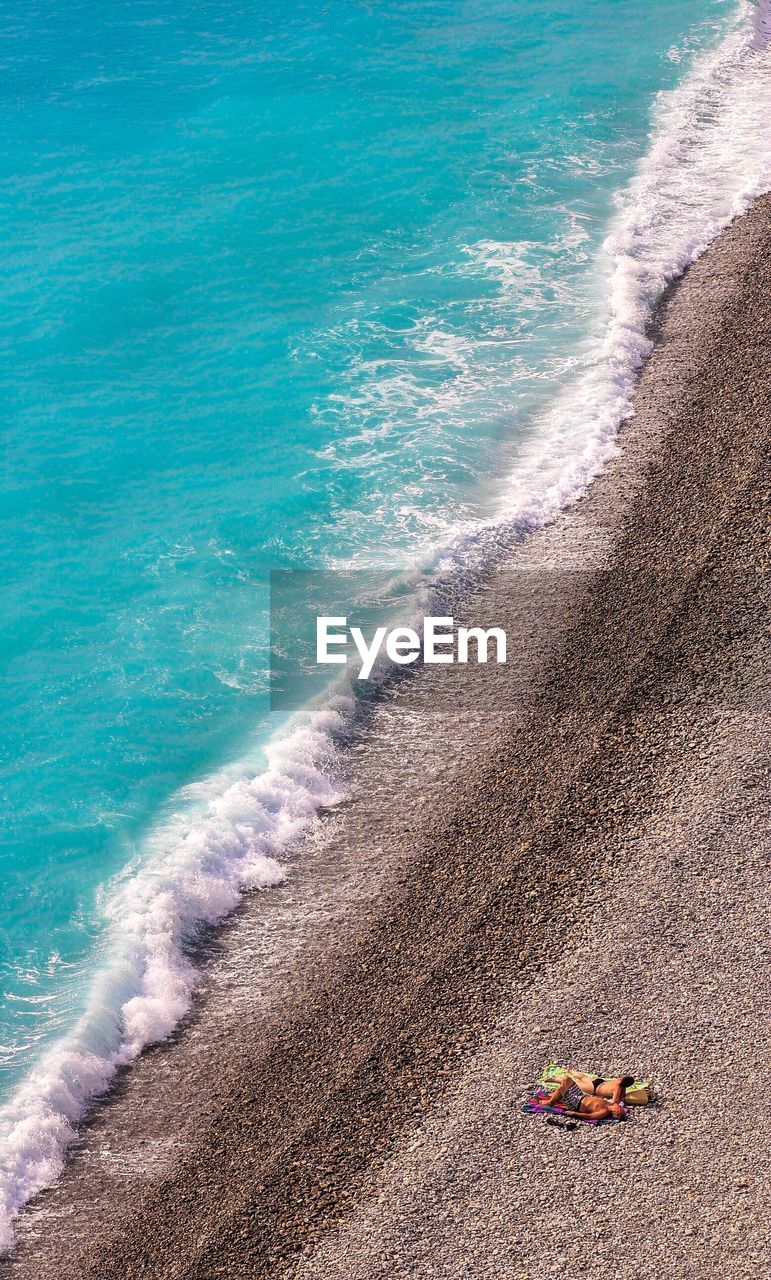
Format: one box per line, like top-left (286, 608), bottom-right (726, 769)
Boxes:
top-left (489, 0), bottom-right (771, 534)
top-left (1, 0), bottom-right (770, 1255)
top-left (0, 693), bottom-right (353, 1252)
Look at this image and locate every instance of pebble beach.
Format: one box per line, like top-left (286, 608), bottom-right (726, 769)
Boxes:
top-left (2, 195), bottom-right (769, 1280)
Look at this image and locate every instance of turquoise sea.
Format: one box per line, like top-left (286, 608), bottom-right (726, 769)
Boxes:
top-left (1, 0), bottom-right (769, 1248)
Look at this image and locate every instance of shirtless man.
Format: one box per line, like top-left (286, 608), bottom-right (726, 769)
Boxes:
top-left (540, 1070), bottom-right (634, 1121)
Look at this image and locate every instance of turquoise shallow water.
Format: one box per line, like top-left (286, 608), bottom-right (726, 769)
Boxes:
top-left (0, 0), bottom-right (737, 1088)
top-left (2, 0), bottom-right (771, 1242)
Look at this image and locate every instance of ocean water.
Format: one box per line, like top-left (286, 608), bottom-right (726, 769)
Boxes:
top-left (1, 0), bottom-right (770, 1249)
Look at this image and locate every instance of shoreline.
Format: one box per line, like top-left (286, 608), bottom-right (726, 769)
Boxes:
top-left (3, 195), bottom-right (770, 1279)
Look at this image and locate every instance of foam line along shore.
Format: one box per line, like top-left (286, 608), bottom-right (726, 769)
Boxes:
top-left (0, 0), bottom-right (770, 1265)
top-left (4, 183), bottom-right (769, 1280)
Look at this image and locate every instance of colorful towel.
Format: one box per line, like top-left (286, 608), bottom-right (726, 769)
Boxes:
top-left (521, 1088), bottom-right (616, 1125)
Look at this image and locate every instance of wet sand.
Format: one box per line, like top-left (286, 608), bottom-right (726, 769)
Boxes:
top-left (3, 195), bottom-right (769, 1279)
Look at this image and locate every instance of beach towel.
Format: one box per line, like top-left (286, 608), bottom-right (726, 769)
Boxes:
top-left (521, 1089), bottom-right (618, 1125)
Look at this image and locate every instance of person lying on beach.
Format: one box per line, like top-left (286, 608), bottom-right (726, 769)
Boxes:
top-left (540, 1070), bottom-right (634, 1121)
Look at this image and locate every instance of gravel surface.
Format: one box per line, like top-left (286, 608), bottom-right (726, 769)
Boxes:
top-left (2, 198), bottom-right (769, 1280)
top-left (294, 691), bottom-right (769, 1280)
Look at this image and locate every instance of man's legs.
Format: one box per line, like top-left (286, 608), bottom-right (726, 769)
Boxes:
top-left (564, 1069), bottom-right (595, 1095)
top-left (543, 1069), bottom-right (593, 1105)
